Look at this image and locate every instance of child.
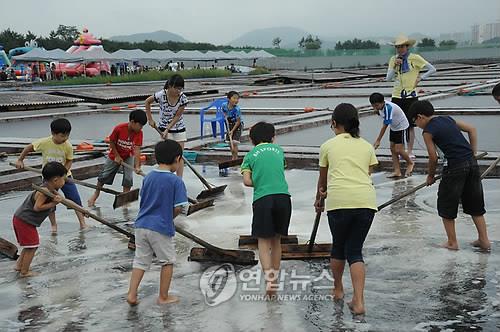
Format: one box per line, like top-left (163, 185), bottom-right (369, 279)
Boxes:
top-left (409, 100), bottom-right (491, 251)
top-left (87, 110), bottom-right (147, 207)
top-left (16, 118), bottom-right (87, 232)
top-left (315, 103), bottom-right (378, 315)
top-left (492, 83), bottom-right (500, 104)
top-left (222, 91), bottom-right (243, 160)
top-left (241, 122), bottom-right (291, 298)
top-left (127, 140), bottom-right (188, 305)
top-left (13, 162), bottom-right (66, 277)
top-left (145, 74), bottom-right (188, 177)
top-left (370, 92), bottom-right (414, 178)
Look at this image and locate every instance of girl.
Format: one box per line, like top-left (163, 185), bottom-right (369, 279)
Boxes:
top-left (222, 91), bottom-right (243, 160)
top-left (145, 74), bottom-right (188, 177)
top-left (314, 103), bottom-right (378, 315)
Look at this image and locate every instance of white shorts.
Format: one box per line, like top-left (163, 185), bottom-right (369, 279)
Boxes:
top-left (166, 131), bottom-right (187, 142)
top-left (132, 228), bottom-right (176, 270)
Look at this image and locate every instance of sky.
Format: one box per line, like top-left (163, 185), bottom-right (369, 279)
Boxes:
top-left (1, 0), bottom-right (499, 44)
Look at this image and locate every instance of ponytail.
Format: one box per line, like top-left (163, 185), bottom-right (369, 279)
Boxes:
top-left (332, 103), bottom-right (360, 138)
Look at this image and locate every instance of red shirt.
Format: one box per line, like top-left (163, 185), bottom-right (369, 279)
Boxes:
top-left (108, 123), bottom-right (143, 160)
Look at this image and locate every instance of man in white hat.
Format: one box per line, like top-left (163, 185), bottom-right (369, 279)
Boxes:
top-left (386, 34), bottom-right (436, 159)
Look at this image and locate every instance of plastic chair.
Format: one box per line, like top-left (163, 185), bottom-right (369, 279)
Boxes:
top-left (200, 98), bottom-right (227, 139)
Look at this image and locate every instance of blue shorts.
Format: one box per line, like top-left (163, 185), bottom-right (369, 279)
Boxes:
top-left (61, 178), bottom-right (82, 206)
top-left (327, 208), bottom-right (375, 265)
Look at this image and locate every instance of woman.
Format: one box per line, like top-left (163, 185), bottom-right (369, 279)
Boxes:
top-left (386, 34), bottom-right (436, 158)
top-left (315, 103), bottom-right (378, 315)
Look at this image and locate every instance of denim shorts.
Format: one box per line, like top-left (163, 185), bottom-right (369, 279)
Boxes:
top-left (61, 178), bottom-right (82, 206)
top-left (437, 158), bottom-right (486, 219)
top-left (327, 208), bottom-right (375, 265)
top-left (97, 156), bottom-right (134, 188)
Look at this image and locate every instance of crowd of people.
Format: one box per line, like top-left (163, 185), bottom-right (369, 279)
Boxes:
top-left (9, 34), bottom-right (500, 316)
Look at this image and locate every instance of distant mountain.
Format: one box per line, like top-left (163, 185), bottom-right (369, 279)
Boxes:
top-left (230, 27), bottom-right (311, 48)
top-left (109, 30), bottom-right (189, 43)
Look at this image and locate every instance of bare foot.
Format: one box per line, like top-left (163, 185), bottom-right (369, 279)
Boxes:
top-left (440, 241), bottom-right (459, 250)
top-left (332, 287), bottom-right (344, 300)
top-left (51, 226), bottom-right (58, 235)
top-left (157, 295), bottom-right (179, 304)
top-left (347, 300), bottom-right (366, 315)
top-left (87, 195), bottom-right (97, 208)
top-left (405, 162), bottom-right (415, 177)
top-left (387, 173), bottom-right (402, 178)
top-left (19, 271), bottom-right (39, 278)
top-left (79, 223), bottom-right (89, 231)
top-left (471, 239), bottom-right (491, 251)
top-left (127, 294), bottom-right (140, 306)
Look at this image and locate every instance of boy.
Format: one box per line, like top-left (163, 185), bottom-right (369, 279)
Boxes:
top-left (88, 110), bottom-right (147, 207)
top-left (492, 83), bottom-right (500, 104)
top-left (13, 162), bottom-right (66, 277)
top-left (410, 100), bottom-right (490, 250)
top-left (370, 92), bottom-right (415, 178)
top-left (222, 91), bottom-right (243, 160)
top-left (16, 118), bottom-right (87, 232)
top-left (127, 140), bottom-right (188, 305)
top-left (241, 122), bottom-right (291, 298)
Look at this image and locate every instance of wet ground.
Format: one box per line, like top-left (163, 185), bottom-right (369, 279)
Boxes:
top-left (276, 114), bottom-right (500, 153)
top-left (1, 167), bottom-right (499, 331)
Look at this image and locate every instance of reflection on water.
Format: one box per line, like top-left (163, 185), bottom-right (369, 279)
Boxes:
top-left (0, 168), bottom-right (499, 331)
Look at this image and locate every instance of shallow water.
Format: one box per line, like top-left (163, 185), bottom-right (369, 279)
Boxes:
top-left (1, 167), bottom-right (499, 331)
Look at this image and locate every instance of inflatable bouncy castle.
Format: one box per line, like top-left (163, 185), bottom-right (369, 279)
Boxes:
top-left (54, 28), bottom-right (110, 77)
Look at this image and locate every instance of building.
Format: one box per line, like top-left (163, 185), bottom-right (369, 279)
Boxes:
top-left (471, 22), bottom-right (500, 43)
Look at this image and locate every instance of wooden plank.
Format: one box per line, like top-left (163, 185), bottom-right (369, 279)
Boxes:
top-left (188, 247), bottom-right (258, 265)
top-left (0, 237), bottom-right (19, 260)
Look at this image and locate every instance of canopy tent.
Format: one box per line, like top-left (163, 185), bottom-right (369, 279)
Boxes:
top-left (111, 49), bottom-right (149, 61)
top-left (12, 48), bottom-right (81, 62)
top-left (13, 47), bottom-right (276, 63)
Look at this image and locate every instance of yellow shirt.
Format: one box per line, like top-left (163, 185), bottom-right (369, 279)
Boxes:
top-left (319, 133), bottom-right (378, 211)
top-left (32, 136), bottom-right (73, 176)
top-left (389, 53), bottom-right (428, 99)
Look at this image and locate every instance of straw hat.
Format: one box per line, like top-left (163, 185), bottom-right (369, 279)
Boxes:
top-left (392, 34), bottom-right (416, 47)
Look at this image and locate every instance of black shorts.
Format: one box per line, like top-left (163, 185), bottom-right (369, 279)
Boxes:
top-left (392, 97), bottom-right (418, 128)
top-left (252, 194), bottom-right (291, 238)
top-left (327, 208), bottom-right (374, 265)
top-left (389, 129), bottom-right (405, 145)
top-left (437, 159), bottom-right (486, 219)
top-left (225, 120), bottom-right (242, 143)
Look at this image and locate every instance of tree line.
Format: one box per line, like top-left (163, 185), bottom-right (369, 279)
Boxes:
top-left (0, 25), bottom-right (252, 53)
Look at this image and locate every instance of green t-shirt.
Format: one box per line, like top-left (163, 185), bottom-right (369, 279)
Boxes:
top-left (241, 143), bottom-right (290, 202)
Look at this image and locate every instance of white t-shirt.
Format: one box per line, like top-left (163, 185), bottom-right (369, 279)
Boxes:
top-left (378, 101), bottom-right (409, 131)
top-left (153, 90), bottom-right (189, 132)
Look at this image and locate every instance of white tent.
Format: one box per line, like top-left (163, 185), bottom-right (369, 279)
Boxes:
top-left (111, 49), bottom-right (149, 61)
top-left (13, 48), bottom-right (81, 62)
top-left (147, 49), bottom-right (176, 61)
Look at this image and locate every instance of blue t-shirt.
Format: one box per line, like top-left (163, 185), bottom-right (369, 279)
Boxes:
top-left (222, 102), bottom-right (243, 122)
top-left (423, 116), bottom-right (473, 167)
top-left (135, 169), bottom-right (188, 237)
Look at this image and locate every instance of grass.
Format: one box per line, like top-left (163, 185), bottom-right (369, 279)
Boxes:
top-left (42, 69), bottom-right (232, 86)
top-left (248, 67), bottom-right (271, 75)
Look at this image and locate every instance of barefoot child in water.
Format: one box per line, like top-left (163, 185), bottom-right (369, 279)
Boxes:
top-left (127, 140), bottom-right (188, 305)
top-left (241, 122), bottom-right (291, 298)
top-left (410, 100), bottom-right (490, 250)
top-left (144, 74), bottom-right (188, 177)
top-left (87, 110), bottom-right (146, 207)
top-left (370, 92), bottom-right (414, 178)
top-left (16, 118), bottom-right (87, 232)
top-left (315, 103), bottom-right (378, 315)
top-left (13, 162), bottom-right (66, 277)
top-left (222, 91), bottom-right (243, 160)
